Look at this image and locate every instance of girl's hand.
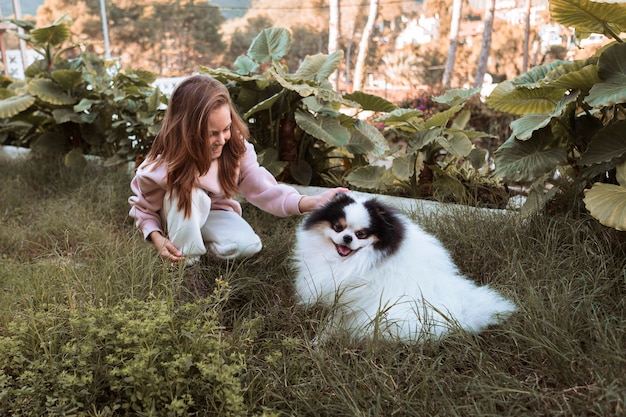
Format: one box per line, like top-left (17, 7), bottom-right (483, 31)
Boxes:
top-left (150, 231), bottom-right (186, 262)
top-left (298, 187), bottom-right (350, 213)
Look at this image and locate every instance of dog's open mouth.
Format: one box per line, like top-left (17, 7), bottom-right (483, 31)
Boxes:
top-left (335, 244), bottom-right (357, 257)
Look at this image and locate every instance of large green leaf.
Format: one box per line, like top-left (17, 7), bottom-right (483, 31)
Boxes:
top-left (547, 62), bottom-right (601, 93)
top-left (52, 108), bottom-right (82, 124)
top-left (51, 69), bottom-right (83, 89)
top-left (30, 22), bottom-right (71, 47)
top-left (510, 114), bottom-right (553, 141)
top-left (373, 108), bottom-right (423, 130)
top-left (346, 165), bottom-right (394, 190)
top-left (271, 66), bottom-right (316, 97)
top-left (432, 87), bottom-right (480, 106)
top-left (510, 91), bottom-right (579, 140)
top-left (487, 81), bottom-right (567, 115)
top-left (314, 85), bottom-right (344, 104)
top-left (584, 182), bottom-right (626, 231)
top-left (349, 120), bottom-right (388, 155)
top-left (233, 55), bottom-right (259, 76)
top-left (294, 51), bottom-right (343, 82)
top-left (437, 131), bottom-right (473, 158)
top-left (407, 128), bottom-right (442, 154)
top-left (424, 105), bottom-right (462, 129)
top-left (578, 120), bottom-right (626, 165)
top-left (27, 79), bottom-right (76, 105)
top-left (247, 27), bottom-right (292, 64)
top-left (198, 66), bottom-right (262, 84)
top-left (550, 0), bottom-right (626, 38)
top-left (494, 127), bottom-right (568, 182)
top-left (391, 154), bottom-right (415, 180)
top-left (512, 60), bottom-right (568, 87)
top-left (294, 110), bottom-right (349, 147)
top-left (585, 43), bottom-right (626, 107)
top-left (243, 90), bottom-right (287, 119)
top-left (0, 94), bottom-right (36, 118)
top-left (343, 91), bottom-right (398, 113)
top-left (467, 147), bottom-right (487, 170)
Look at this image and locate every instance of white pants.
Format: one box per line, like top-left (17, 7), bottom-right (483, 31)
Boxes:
top-left (161, 188), bottom-right (262, 262)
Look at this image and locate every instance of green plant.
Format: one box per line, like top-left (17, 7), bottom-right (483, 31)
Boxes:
top-left (486, 0), bottom-right (626, 221)
top-left (0, 17), bottom-right (166, 167)
top-left (202, 27), bottom-right (500, 205)
top-left (0, 287), bottom-right (251, 416)
top-left (200, 27), bottom-right (392, 186)
top-left (349, 88), bottom-right (506, 206)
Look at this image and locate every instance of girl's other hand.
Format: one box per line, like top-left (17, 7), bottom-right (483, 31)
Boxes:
top-left (150, 231), bottom-right (186, 263)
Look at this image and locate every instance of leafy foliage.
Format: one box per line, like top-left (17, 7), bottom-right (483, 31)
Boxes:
top-left (487, 0), bottom-right (626, 223)
top-left (200, 27), bottom-right (391, 186)
top-left (0, 17), bottom-right (166, 167)
top-left (0, 286), bottom-right (253, 416)
top-left (202, 28), bottom-right (502, 205)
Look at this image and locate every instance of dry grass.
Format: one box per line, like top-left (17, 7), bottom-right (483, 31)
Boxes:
top-left (1, 156), bottom-right (624, 416)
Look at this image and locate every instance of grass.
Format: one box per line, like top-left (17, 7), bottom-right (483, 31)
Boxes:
top-left (0, 156), bottom-right (624, 416)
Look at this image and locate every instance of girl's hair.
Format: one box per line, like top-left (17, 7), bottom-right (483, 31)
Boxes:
top-left (146, 75), bottom-right (248, 218)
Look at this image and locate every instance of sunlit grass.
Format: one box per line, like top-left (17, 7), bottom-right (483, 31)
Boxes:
top-left (1, 156), bottom-right (624, 416)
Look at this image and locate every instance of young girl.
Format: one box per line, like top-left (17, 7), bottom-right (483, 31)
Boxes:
top-left (129, 74), bottom-right (348, 264)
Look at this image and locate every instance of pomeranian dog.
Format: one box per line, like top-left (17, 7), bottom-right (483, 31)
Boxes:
top-left (292, 193), bottom-right (516, 342)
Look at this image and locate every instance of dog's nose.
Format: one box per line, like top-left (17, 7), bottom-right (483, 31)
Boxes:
top-left (343, 235), bottom-right (352, 244)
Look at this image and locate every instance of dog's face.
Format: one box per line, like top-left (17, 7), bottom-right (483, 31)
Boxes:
top-left (301, 193), bottom-right (404, 259)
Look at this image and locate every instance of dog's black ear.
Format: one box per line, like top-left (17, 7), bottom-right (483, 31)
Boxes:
top-left (332, 192), bottom-right (351, 203)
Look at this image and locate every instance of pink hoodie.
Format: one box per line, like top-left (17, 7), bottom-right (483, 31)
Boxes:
top-left (128, 141), bottom-right (304, 241)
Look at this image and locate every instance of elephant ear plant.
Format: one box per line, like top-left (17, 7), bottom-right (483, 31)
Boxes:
top-left (199, 27), bottom-right (391, 186)
top-left (201, 27), bottom-right (499, 206)
top-left (486, 0), bottom-right (626, 226)
top-left (0, 17), bottom-right (166, 168)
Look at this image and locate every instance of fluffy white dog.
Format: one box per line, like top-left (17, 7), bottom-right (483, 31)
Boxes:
top-left (292, 193), bottom-right (516, 342)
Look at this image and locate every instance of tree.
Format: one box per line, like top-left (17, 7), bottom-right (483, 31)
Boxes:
top-left (36, 0), bottom-right (225, 76)
top-left (352, 0), bottom-right (379, 92)
top-left (442, 0), bottom-right (462, 88)
top-left (474, 0), bottom-right (495, 87)
top-left (225, 15), bottom-right (274, 65)
top-left (522, 0), bottom-right (532, 73)
top-left (328, 0), bottom-right (340, 89)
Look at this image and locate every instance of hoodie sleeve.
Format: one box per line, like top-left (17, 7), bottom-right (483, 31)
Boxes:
top-left (128, 161), bottom-right (168, 241)
top-left (238, 141), bottom-right (304, 217)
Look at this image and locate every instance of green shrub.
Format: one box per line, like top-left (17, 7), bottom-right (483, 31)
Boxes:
top-left (0, 282), bottom-right (249, 416)
top-left (0, 17), bottom-right (165, 168)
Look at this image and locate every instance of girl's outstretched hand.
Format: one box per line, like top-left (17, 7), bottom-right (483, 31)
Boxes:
top-left (298, 187), bottom-right (350, 213)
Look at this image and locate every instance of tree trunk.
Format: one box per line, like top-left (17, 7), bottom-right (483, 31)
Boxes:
top-left (522, 0), bottom-right (532, 73)
top-left (352, 0), bottom-right (379, 92)
top-left (328, 0), bottom-right (341, 90)
top-left (442, 0), bottom-right (463, 89)
top-left (474, 0), bottom-right (495, 88)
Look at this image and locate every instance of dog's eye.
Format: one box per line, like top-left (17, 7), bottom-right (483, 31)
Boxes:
top-left (333, 223), bottom-right (344, 232)
top-left (355, 230), bottom-right (368, 239)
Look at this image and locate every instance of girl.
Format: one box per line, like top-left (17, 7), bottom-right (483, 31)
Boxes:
top-left (129, 74), bottom-right (347, 264)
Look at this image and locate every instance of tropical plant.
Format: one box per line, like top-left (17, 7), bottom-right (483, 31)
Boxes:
top-left (0, 17), bottom-right (166, 167)
top-left (351, 87), bottom-right (504, 205)
top-left (486, 0), bottom-right (626, 223)
top-left (199, 27), bottom-right (392, 186)
top-left (202, 27), bottom-right (500, 205)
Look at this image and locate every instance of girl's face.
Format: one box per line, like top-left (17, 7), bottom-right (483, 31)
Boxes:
top-left (207, 104), bottom-right (232, 160)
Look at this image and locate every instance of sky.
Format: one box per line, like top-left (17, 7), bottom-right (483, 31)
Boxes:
top-left (0, 0), bottom-right (252, 20)
top-left (0, 0), bottom-right (41, 17)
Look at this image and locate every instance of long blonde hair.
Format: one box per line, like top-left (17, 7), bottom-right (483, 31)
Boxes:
top-left (146, 74), bottom-right (248, 218)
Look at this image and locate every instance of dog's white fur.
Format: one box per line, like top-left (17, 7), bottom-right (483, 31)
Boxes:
top-left (292, 194), bottom-right (516, 342)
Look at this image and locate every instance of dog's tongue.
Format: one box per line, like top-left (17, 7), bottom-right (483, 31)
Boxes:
top-left (337, 245), bottom-right (352, 256)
